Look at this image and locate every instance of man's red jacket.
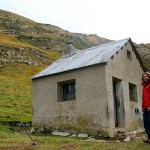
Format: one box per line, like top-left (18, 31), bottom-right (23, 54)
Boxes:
top-left (142, 82), bottom-right (150, 108)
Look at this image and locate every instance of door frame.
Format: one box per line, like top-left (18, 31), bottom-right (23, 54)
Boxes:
top-left (112, 77), bottom-right (125, 128)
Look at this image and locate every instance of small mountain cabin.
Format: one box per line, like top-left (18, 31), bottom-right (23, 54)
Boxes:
top-left (32, 38), bottom-right (145, 136)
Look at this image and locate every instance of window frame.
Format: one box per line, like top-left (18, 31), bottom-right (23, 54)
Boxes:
top-left (57, 79), bottom-right (76, 102)
top-left (129, 83), bottom-right (138, 102)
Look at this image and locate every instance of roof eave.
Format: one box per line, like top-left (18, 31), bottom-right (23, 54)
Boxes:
top-left (32, 62), bottom-right (107, 80)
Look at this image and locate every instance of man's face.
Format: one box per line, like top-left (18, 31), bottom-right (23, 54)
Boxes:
top-left (143, 74), bottom-right (149, 81)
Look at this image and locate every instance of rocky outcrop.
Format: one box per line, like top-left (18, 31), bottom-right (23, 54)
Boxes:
top-left (0, 45), bottom-right (50, 65)
top-left (134, 43), bottom-right (150, 64)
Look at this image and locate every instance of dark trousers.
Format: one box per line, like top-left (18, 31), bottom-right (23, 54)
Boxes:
top-left (143, 108), bottom-right (150, 139)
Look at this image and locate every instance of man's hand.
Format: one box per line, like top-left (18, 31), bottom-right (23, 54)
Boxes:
top-left (148, 107), bottom-right (150, 111)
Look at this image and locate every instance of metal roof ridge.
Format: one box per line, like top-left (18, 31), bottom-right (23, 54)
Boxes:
top-left (83, 37), bottom-right (130, 52)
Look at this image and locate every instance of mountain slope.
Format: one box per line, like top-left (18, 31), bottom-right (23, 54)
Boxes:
top-left (134, 43), bottom-right (150, 69)
top-left (0, 9), bottom-right (111, 66)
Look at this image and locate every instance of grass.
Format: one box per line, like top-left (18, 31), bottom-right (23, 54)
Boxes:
top-left (0, 63), bottom-right (46, 122)
top-left (0, 34), bottom-right (36, 48)
top-left (0, 29), bottom-right (62, 121)
top-left (0, 124), bottom-right (150, 150)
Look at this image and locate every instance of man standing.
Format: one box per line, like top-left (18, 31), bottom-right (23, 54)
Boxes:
top-left (141, 72), bottom-right (150, 143)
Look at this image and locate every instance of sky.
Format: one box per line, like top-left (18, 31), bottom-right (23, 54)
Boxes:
top-left (0, 0), bottom-right (150, 44)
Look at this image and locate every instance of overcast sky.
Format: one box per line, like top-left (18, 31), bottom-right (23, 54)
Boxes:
top-left (0, 0), bottom-right (150, 44)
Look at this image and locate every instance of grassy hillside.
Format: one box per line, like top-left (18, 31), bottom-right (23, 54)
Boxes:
top-left (0, 63), bottom-right (46, 122)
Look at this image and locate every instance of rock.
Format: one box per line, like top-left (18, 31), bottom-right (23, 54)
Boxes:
top-left (70, 134), bottom-right (77, 137)
top-left (96, 140), bottom-right (106, 143)
top-left (77, 134), bottom-right (88, 138)
top-left (107, 140), bottom-right (120, 143)
top-left (25, 122), bottom-right (32, 127)
top-left (115, 140), bottom-right (121, 143)
top-left (30, 127), bottom-right (36, 133)
top-left (134, 137), bottom-right (141, 142)
top-left (51, 131), bottom-right (70, 136)
top-left (37, 127), bottom-right (45, 133)
top-left (16, 123), bottom-right (23, 127)
top-left (119, 134), bottom-right (127, 139)
top-left (123, 136), bottom-right (130, 142)
top-left (81, 138), bottom-right (96, 142)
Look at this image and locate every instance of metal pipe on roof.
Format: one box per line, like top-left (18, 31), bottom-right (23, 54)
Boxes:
top-left (65, 42), bottom-right (79, 54)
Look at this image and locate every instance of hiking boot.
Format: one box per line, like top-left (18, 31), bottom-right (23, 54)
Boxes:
top-left (143, 136), bottom-right (150, 144)
top-left (143, 136), bottom-right (148, 141)
top-left (144, 139), bottom-right (150, 144)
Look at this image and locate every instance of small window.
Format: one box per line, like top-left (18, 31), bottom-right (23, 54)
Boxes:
top-left (129, 83), bottom-right (137, 102)
top-left (127, 50), bottom-right (132, 60)
top-left (57, 79), bottom-right (76, 101)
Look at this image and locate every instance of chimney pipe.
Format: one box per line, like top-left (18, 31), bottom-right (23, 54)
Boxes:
top-left (65, 42), bottom-right (78, 54)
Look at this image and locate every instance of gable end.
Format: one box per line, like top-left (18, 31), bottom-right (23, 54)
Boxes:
top-left (128, 39), bottom-right (145, 71)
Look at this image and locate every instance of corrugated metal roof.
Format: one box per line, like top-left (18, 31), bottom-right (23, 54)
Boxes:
top-left (32, 38), bottom-right (130, 79)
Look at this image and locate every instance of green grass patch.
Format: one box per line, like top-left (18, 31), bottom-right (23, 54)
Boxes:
top-left (0, 124), bottom-right (150, 150)
top-left (0, 34), bottom-right (36, 48)
top-left (0, 63), bottom-right (46, 122)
